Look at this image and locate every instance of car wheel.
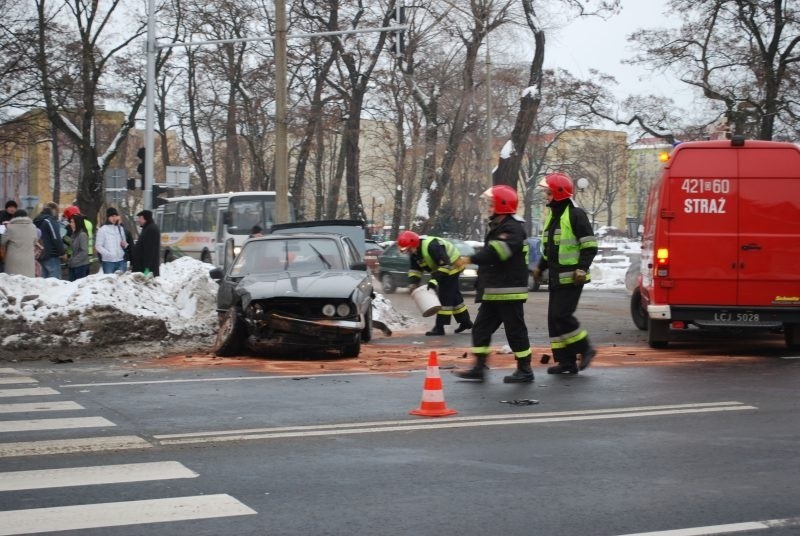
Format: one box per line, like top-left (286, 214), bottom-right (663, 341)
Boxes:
top-left (342, 334), bottom-right (361, 358)
top-left (214, 307), bottom-right (246, 356)
top-left (381, 273), bottom-right (396, 294)
top-left (361, 306), bottom-right (373, 343)
top-left (785, 323), bottom-right (800, 350)
top-left (630, 287), bottom-right (648, 331)
top-left (647, 318), bottom-right (669, 349)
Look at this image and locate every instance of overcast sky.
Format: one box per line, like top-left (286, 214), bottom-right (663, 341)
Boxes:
top-left (542, 0), bottom-right (696, 109)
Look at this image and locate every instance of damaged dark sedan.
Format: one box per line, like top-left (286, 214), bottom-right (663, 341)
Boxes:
top-left (209, 231), bottom-right (373, 357)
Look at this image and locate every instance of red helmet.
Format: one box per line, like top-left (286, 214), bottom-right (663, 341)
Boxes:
top-left (63, 206), bottom-right (81, 219)
top-left (482, 185), bottom-right (518, 215)
top-left (397, 230), bottom-right (420, 252)
top-left (538, 173), bottom-right (573, 201)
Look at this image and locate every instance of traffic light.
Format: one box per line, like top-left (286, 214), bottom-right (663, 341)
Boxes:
top-left (136, 147), bottom-right (146, 190)
top-left (388, 4), bottom-right (406, 57)
top-left (152, 185), bottom-right (169, 208)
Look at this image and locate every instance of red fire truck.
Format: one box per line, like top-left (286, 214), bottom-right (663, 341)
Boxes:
top-left (632, 137), bottom-right (800, 349)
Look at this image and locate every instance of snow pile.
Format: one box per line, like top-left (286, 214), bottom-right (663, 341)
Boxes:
top-left (0, 257), bottom-right (219, 359)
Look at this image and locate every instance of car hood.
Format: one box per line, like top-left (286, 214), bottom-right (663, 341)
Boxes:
top-left (236, 270), bottom-right (366, 301)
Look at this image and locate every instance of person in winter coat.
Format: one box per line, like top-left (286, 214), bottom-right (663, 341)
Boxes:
top-left (132, 209), bottom-right (160, 277)
top-left (67, 214), bottom-right (91, 281)
top-left (33, 204), bottom-right (66, 279)
top-left (95, 207), bottom-right (128, 274)
top-left (453, 185), bottom-right (534, 383)
top-left (534, 172), bottom-right (598, 374)
top-left (1, 210), bottom-right (38, 277)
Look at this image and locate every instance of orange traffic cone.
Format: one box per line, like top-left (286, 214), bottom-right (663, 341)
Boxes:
top-left (410, 351), bottom-right (457, 417)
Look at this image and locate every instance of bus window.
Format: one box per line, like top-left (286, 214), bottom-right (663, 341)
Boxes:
top-left (189, 200), bottom-right (205, 232)
top-left (175, 201), bottom-right (190, 232)
top-left (162, 202), bottom-right (177, 232)
top-left (228, 199), bottom-right (265, 235)
top-left (204, 200), bottom-right (218, 232)
top-left (228, 198), bottom-right (277, 234)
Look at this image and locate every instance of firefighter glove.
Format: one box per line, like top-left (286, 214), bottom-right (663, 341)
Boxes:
top-left (574, 269), bottom-right (587, 285)
top-left (453, 256), bottom-right (470, 269)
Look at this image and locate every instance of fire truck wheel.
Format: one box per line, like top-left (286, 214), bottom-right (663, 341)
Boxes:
top-left (785, 323), bottom-right (800, 350)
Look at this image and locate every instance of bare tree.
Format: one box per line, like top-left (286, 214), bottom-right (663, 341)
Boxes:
top-left (627, 0), bottom-right (800, 140)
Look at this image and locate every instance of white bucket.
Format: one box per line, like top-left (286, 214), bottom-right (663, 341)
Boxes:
top-left (411, 286), bottom-right (442, 317)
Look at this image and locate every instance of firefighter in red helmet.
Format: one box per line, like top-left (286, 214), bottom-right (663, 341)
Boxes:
top-left (534, 172), bottom-right (598, 373)
top-left (398, 230), bottom-right (473, 336)
top-left (453, 185), bottom-right (534, 383)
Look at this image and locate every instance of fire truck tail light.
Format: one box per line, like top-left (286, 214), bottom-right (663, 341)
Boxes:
top-left (656, 248), bottom-right (669, 277)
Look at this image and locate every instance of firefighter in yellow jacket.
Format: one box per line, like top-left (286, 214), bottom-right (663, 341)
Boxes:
top-left (534, 172), bottom-right (598, 374)
top-left (398, 231), bottom-right (473, 336)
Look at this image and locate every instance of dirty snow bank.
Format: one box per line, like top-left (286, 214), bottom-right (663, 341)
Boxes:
top-left (0, 257), bottom-right (219, 360)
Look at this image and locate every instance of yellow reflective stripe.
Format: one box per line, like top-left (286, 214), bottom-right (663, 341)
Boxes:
top-left (514, 348), bottom-right (532, 359)
top-left (472, 346), bottom-right (491, 354)
top-left (489, 240), bottom-right (512, 261)
top-left (428, 279), bottom-right (439, 287)
top-left (579, 236), bottom-right (597, 246)
top-left (435, 266), bottom-right (463, 276)
top-left (453, 303), bottom-right (468, 314)
top-left (409, 269), bottom-right (423, 278)
top-left (437, 309), bottom-right (455, 316)
top-left (550, 340), bottom-right (567, 349)
top-left (483, 293), bottom-right (528, 301)
top-left (563, 329), bottom-right (588, 345)
top-left (558, 271), bottom-right (592, 284)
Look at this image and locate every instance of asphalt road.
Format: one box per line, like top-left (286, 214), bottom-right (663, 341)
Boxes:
top-left (1, 289), bottom-right (799, 536)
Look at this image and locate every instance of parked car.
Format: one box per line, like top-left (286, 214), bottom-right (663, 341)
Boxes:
top-left (527, 237), bottom-right (549, 291)
top-left (209, 225), bottom-right (374, 357)
top-left (364, 239), bottom-right (384, 276)
top-left (377, 239), bottom-right (478, 294)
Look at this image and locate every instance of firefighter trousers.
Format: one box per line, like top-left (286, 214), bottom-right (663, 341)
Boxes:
top-left (433, 273), bottom-right (471, 328)
top-left (547, 284), bottom-right (590, 365)
top-left (471, 301), bottom-right (531, 360)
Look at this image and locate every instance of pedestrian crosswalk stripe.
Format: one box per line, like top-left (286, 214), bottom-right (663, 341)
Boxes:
top-left (0, 435), bottom-right (151, 458)
top-left (0, 388), bottom-right (59, 398)
top-left (0, 401), bottom-right (84, 414)
top-left (0, 494), bottom-right (256, 535)
top-left (0, 377), bottom-right (37, 385)
top-left (0, 462), bottom-right (198, 492)
top-left (0, 416), bottom-right (115, 433)
top-left (0, 368), bottom-right (23, 374)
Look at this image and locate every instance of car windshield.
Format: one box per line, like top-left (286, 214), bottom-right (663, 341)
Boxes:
top-left (230, 237), bottom-right (345, 276)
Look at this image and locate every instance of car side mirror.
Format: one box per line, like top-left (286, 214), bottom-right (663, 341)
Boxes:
top-left (209, 267), bottom-right (224, 281)
top-left (350, 262), bottom-right (367, 271)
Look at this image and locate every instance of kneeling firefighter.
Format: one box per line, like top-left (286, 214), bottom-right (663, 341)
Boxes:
top-left (398, 231), bottom-right (473, 336)
top-left (453, 185), bottom-right (534, 383)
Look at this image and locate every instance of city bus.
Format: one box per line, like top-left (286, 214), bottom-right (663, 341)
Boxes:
top-left (154, 191), bottom-right (294, 267)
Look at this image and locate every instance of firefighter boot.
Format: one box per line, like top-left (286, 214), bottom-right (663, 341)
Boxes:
top-left (425, 326), bottom-right (445, 336)
top-left (547, 360), bottom-right (579, 375)
top-left (454, 354), bottom-right (487, 381)
top-left (503, 356), bottom-right (534, 383)
top-left (579, 345), bottom-right (597, 371)
top-left (454, 320), bottom-right (473, 333)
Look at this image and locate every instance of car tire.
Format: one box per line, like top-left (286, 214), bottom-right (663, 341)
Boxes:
top-left (342, 334), bottom-right (361, 358)
top-left (381, 273), bottom-right (396, 294)
top-left (361, 306), bottom-right (373, 343)
top-left (630, 287), bottom-right (648, 331)
top-left (647, 318), bottom-right (669, 349)
top-left (785, 323), bottom-right (800, 350)
top-left (214, 307), bottom-right (246, 356)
